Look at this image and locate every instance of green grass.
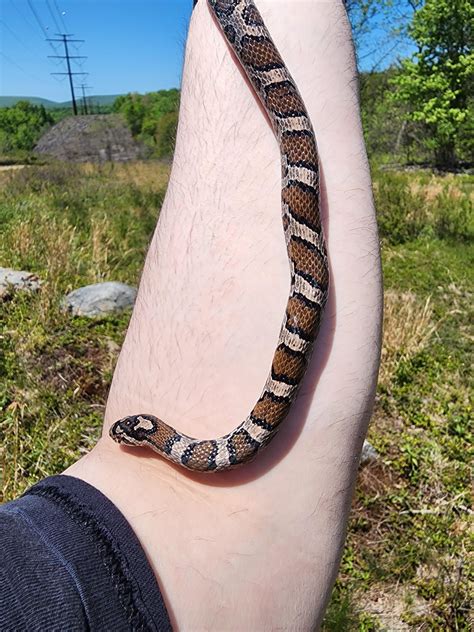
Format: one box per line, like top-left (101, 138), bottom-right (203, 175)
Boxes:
top-left (0, 163), bottom-right (472, 629)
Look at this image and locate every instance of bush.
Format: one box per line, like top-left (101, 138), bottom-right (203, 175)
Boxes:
top-left (373, 169), bottom-right (473, 244)
top-left (0, 102), bottom-right (54, 153)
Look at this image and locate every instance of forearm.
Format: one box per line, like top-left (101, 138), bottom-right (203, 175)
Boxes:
top-left (66, 2), bottom-right (382, 630)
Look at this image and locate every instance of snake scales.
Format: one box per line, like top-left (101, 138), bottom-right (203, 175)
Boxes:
top-left (110, 0), bottom-right (329, 472)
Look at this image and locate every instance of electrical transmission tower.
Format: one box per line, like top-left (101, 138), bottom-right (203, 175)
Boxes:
top-left (47, 33), bottom-right (87, 115)
top-left (79, 83), bottom-right (93, 115)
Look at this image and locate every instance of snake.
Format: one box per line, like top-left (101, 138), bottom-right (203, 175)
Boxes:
top-left (109, 0), bottom-right (329, 472)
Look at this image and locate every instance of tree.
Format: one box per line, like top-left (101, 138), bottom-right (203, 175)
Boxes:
top-left (345, 0), bottom-right (389, 48)
top-left (391, 0), bottom-right (473, 167)
top-left (155, 111), bottom-right (178, 158)
top-left (345, 0), bottom-right (421, 69)
top-left (115, 94), bottom-right (146, 136)
top-left (0, 101), bottom-right (54, 153)
top-left (113, 90), bottom-right (180, 158)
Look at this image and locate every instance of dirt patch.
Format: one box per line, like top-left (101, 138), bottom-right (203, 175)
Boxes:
top-left (36, 339), bottom-right (119, 401)
top-left (358, 585), bottom-right (431, 631)
top-left (357, 458), bottom-right (398, 499)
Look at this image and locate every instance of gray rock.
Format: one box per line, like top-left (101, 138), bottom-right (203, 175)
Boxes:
top-left (360, 440), bottom-right (379, 466)
top-left (62, 282), bottom-right (137, 317)
top-left (0, 267), bottom-right (42, 298)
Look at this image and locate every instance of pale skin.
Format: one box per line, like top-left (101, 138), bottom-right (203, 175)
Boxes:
top-left (65, 0), bottom-right (383, 630)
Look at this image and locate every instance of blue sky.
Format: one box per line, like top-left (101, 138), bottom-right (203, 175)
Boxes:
top-left (0, 0), bottom-right (414, 102)
top-left (1, 0), bottom-right (193, 100)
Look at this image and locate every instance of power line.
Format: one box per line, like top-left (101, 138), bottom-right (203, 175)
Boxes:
top-left (0, 51), bottom-right (42, 83)
top-left (26, 0), bottom-right (50, 39)
top-left (45, 0), bottom-right (62, 33)
top-left (0, 19), bottom-right (38, 57)
top-left (47, 34), bottom-right (87, 115)
top-left (9, 0), bottom-right (43, 42)
top-left (26, 0), bottom-right (61, 56)
top-left (52, 0), bottom-right (68, 32)
top-left (51, 73), bottom-right (68, 84)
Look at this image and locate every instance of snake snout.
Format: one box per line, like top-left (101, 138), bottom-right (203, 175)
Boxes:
top-left (110, 415), bottom-right (156, 446)
top-left (110, 419), bottom-right (130, 443)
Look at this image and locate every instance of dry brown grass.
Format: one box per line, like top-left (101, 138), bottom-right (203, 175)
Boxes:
top-left (81, 160), bottom-right (171, 191)
top-left (380, 290), bottom-right (438, 386)
top-left (407, 174), bottom-right (467, 202)
top-left (90, 216), bottom-right (113, 280)
top-left (0, 161), bottom-right (170, 191)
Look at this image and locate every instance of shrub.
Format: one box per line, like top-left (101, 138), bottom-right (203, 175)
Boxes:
top-left (373, 169), bottom-right (473, 244)
top-left (0, 102), bottom-right (54, 153)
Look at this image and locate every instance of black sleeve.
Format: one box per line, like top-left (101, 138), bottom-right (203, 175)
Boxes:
top-left (0, 475), bottom-right (173, 632)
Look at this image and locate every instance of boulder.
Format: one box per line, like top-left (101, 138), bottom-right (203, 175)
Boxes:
top-left (0, 267), bottom-right (41, 298)
top-left (62, 282), bottom-right (137, 317)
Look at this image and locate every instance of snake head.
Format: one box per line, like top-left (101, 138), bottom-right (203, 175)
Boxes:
top-left (109, 415), bottom-right (157, 447)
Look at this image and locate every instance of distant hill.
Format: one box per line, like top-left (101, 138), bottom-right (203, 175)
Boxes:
top-left (0, 96), bottom-right (60, 108)
top-left (0, 95), bottom-right (123, 109)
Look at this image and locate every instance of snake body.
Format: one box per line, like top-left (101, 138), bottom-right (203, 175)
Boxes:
top-left (110, 0), bottom-right (329, 472)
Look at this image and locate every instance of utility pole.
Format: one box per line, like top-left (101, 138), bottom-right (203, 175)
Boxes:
top-left (79, 84), bottom-right (93, 115)
top-left (47, 34), bottom-right (87, 115)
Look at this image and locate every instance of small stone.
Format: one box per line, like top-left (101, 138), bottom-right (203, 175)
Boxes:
top-left (360, 440), bottom-right (379, 466)
top-left (62, 282), bottom-right (137, 317)
top-left (0, 267), bottom-right (42, 298)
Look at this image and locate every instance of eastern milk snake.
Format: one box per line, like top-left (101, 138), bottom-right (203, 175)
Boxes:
top-left (110, 0), bottom-right (329, 472)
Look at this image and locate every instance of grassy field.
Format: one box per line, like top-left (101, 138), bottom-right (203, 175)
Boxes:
top-left (0, 162), bottom-right (472, 630)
